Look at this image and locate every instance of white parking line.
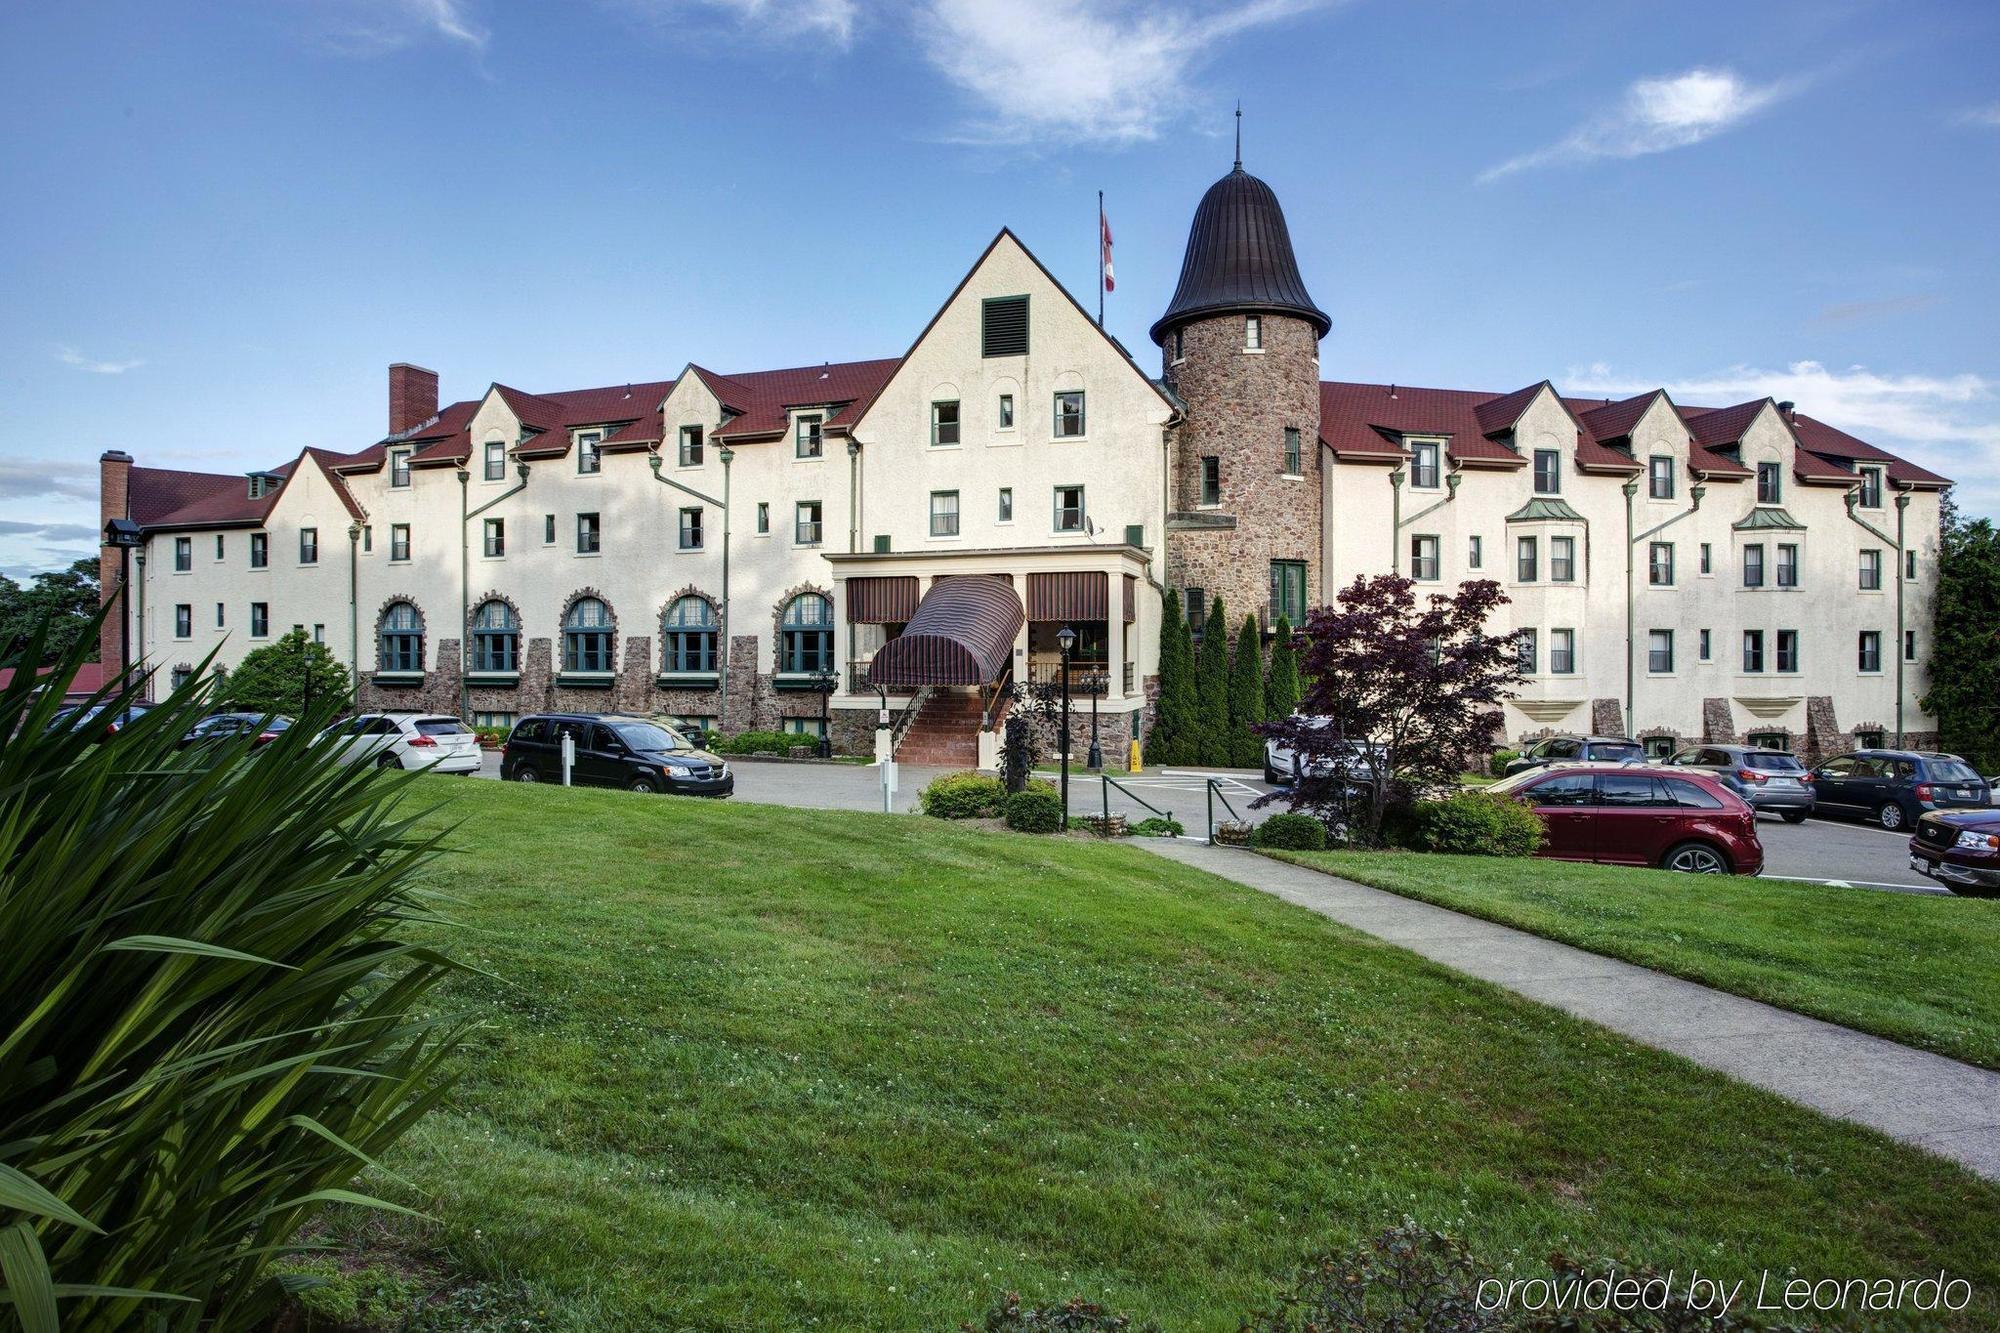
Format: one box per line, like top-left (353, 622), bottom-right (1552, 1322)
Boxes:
top-left (1762, 874), bottom-right (1946, 895)
top-left (1803, 816), bottom-right (1926, 840)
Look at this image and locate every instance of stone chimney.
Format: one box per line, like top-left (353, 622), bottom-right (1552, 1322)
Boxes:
top-left (389, 363), bottom-right (440, 435)
top-left (97, 450), bottom-right (133, 674)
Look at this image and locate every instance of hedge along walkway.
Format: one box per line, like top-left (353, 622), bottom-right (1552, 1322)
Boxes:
top-left (1137, 840), bottom-right (2000, 1182)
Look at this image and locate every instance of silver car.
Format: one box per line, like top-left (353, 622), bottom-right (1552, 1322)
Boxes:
top-left (320, 712), bottom-right (482, 774)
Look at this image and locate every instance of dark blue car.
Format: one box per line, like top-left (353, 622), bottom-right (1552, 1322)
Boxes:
top-left (1807, 749), bottom-right (1992, 831)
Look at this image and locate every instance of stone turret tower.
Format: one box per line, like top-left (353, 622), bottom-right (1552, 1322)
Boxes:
top-left (1153, 152), bottom-right (1328, 638)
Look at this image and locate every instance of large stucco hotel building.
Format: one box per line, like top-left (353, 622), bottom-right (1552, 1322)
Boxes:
top-left (97, 158), bottom-right (1949, 764)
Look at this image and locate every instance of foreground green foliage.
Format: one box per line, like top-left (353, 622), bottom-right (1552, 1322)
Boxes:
top-left (1270, 848), bottom-right (2000, 1069)
top-left (308, 779), bottom-right (1998, 1329)
top-left (222, 626), bottom-right (353, 717)
top-left (0, 625), bottom-right (466, 1332)
top-left (922, 772), bottom-right (1009, 819)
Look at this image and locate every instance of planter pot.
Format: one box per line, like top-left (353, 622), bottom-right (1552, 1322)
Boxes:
top-left (1213, 820), bottom-right (1253, 846)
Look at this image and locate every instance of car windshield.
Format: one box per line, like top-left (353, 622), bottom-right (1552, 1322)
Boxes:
top-left (1588, 742), bottom-right (1644, 761)
top-left (1927, 759), bottom-right (1982, 783)
top-left (612, 721), bottom-right (689, 752)
top-left (1744, 752), bottom-right (1803, 772)
top-left (1486, 769), bottom-right (1547, 796)
top-left (415, 718), bottom-right (469, 736)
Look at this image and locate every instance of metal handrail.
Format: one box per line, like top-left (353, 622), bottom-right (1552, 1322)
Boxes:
top-left (888, 685), bottom-right (933, 752)
top-left (1100, 773), bottom-right (1174, 836)
top-left (1206, 778), bottom-right (1244, 844)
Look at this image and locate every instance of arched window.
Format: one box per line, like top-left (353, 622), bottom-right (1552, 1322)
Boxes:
top-left (563, 597), bottom-right (614, 672)
top-left (379, 602), bottom-right (423, 672)
top-left (780, 593), bottom-right (834, 674)
top-left (661, 596), bottom-right (718, 673)
top-left (471, 599), bottom-right (519, 673)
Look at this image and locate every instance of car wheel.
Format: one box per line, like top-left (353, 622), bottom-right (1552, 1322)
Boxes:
top-left (375, 753), bottom-right (402, 771)
top-left (511, 765), bottom-right (540, 783)
top-left (1262, 763), bottom-right (1282, 785)
top-left (1663, 841), bottom-right (1729, 874)
top-left (1876, 802), bottom-right (1907, 831)
top-left (629, 776), bottom-right (659, 794)
top-left (1780, 809), bottom-right (1808, 824)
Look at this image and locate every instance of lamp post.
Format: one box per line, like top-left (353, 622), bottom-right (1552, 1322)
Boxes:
top-left (1086, 668), bottom-right (1103, 771)
top-left (102, 519), bottom-right (142, 679)
top-left (815, 667), bottom-right (837, 759)
top-left (1056, 625), bottom-right (1076, 825)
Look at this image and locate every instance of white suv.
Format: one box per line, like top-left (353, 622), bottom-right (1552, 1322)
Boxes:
top-left (320, 713), bottom-right (481, 774)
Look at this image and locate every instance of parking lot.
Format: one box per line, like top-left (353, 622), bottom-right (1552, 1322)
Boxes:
top-left (470, 752), bottom-right (1947, 893)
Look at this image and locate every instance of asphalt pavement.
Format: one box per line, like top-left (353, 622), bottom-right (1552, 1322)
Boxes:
top-left (469, 751), bottom-right (1945, 893)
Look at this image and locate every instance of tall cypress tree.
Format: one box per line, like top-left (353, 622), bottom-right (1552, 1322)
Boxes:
top-left (1149, 588), bottom-right (1194, 765)
top-left (1195, 593), bottom-right (1232, 766)
top-left (1266, 615), bottom-right (1302, 723)
top-left (1228, 612), bottom-right (1266, 767)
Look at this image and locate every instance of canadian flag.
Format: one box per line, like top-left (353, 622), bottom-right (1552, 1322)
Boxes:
top-left (1100, 209), bottom-right (1115, 292)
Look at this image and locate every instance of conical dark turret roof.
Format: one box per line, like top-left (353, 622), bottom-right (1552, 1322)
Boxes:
top-left (1150, 166), bottom-right (1329, 346)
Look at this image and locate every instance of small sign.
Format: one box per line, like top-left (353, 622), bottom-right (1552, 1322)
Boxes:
top-left (877, 708), bottom-right (890, 726)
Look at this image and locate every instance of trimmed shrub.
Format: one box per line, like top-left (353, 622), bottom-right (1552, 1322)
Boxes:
top-left (715, 729), bottom-right (796, 755)
top-left (920, 771), bottom-right (1008, 819)
top-left (1004, 787), bottom-right (1064, 833)
top-left (1129, 816), bottom-right (1184, 838)
top-left (1251, 812), bottom-right (1328, 851)
top-left (1264, 616), bottom-right (1302, 723)
top-left (1488, 748), bottom-right (1519, 778)
top-left (1409, 790), bottom-right (1543, 857)
top-left (1227, 612), bottom-right (1267, 767)
top-left (1194, 594), bottom-right (1232, 765)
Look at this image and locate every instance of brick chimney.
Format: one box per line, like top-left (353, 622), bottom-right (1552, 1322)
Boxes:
top-left (389, 363), bottom-right (439, 435)
top-left (98, 450), bottom-right (133, 674)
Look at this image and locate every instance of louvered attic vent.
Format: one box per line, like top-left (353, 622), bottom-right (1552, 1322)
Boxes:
top-left (982, 296), bottom-right (1029, 357)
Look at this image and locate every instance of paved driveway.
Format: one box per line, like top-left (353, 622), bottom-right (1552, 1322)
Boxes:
top-left (469, 751), bottom-right (1940, 892)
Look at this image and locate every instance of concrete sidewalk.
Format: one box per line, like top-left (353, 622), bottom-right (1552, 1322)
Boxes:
top-left (1138, 839), bottom-right (2000, 1182)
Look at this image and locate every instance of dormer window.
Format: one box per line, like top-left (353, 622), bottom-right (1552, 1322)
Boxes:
top-left (795, 414), bottom-right (823, 459)
top-left (1756, 460), bottom-right (1782, 504)
top-left (680, 425), bottom-right (704, 467)
top-left (1408, 441), bottom-right (1440, 489)
top-left (1858, 465), bottom-right (1883, 509)
top-left (1649, 455), bottom-right (1674, 500)
top-left (484, 440), bottom-right (506, 480)
top-left (1244, 315), bottom-right (1262, 350)
top-left (576, 430), bottom-right (603, 474)
top-left (389, 449), bottom-right (411, 488)
top-left (246, 471), bottom-right (282, 500)
top-left (1533, 448), bottom-right (1561, 495)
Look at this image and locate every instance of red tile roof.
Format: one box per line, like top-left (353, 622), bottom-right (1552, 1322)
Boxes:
top-left (1318, 382), bottom-right (1524, 466)
top-left (1788, 411), bottom-right (1950, 486)
top-left (707, 359), bottom-right (902, 441)
top-left (0, 661), bottom-right (105, 699)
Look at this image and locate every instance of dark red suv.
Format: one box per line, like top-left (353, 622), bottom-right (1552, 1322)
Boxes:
top-left (1487, 764), bottom-right (1764, 875)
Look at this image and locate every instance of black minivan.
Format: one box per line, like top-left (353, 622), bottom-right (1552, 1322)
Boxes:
top-left (1807, 749), bottom-right (1990, 831)
top-left (503, 713), bottom-right (734, 797)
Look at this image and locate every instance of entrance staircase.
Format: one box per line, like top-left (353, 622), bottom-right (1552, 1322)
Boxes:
top-left (893, 687), bottom-right (987, 767)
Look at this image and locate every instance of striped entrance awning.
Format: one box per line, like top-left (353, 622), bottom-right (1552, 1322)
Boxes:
top-left (847, 575), bottom-right (919, 623)
top-left (1026, 571), bottom-right (1108, 622)
top-left (867, 574), bottom-right (1024, 688)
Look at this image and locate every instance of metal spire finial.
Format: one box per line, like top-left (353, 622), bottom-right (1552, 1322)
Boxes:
top-left (1234, 101), bottom-right (1242, 169)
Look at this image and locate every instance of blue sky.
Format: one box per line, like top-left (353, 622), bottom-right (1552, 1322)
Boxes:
top-left (3, 0), bottom-right (1997, 577)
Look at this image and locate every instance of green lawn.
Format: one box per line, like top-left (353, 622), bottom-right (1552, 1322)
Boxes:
top-left (309, 779), bottom-right (2000, 1329)
top-left (1267, 849), bottom-right (2000, 1071)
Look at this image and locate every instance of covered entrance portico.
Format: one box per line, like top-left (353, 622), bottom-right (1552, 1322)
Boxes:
top-left (825, 544), bottom-right (1157, 769)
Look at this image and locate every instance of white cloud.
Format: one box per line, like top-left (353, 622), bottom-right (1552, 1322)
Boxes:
top-left (1567, 359), bottom-right (2000, 518)
top-left (312, 0), bottom-right (488, 55)
top-left (56, 346), bottom-right (144, 375)
top-left (1481, 68), bottom-right (1801, 182)
top-left (916, 0), bottom-right (1326, 147)
top-left (611, 0), bottom-right (859, 47)
top-left (1953, 103), bottom-right (2000, 128)
top-left (0, 459), bottom-right (98, 503)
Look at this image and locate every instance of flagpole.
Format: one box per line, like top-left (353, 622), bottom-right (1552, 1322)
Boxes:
top-left (1097, 190), bottom-right (1105, 327)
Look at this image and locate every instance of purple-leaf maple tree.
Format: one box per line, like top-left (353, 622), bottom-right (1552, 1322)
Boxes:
top-left (1258, 574), bottom-right (1524, 845)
